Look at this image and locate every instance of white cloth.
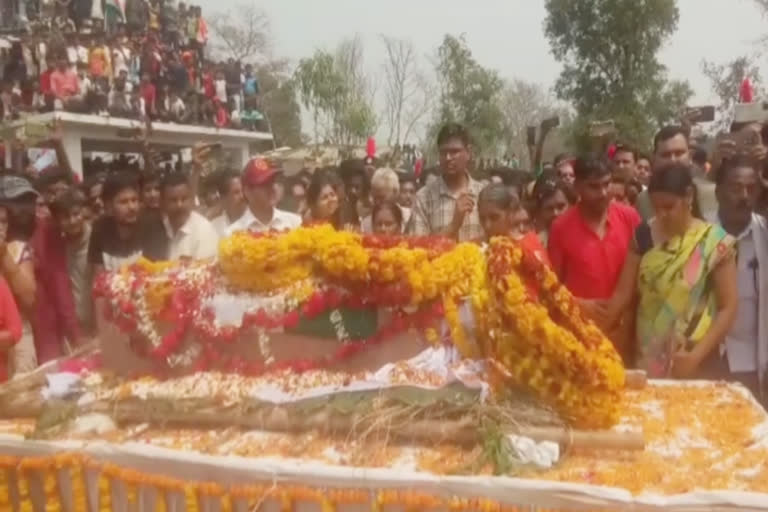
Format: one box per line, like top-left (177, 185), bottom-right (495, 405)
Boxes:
top-left (225, 208), bottom-right (301, 236)
top-left (164, 211), bottom-right (220, 260)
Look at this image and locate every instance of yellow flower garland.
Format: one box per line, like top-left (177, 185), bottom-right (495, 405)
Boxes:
top-left (69, 463), bottom-right (88, 512)
top-left (98, 472), bottom-right (112, 512)
top-left (112, 227), bottom-right (625, 429)
top-left (482, 238), bottom-right (624, 428)
top-left (0, 453), bottom-right (606, 512)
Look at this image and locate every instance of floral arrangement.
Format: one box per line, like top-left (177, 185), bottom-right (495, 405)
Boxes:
top-left (0, 454), bottom-right (530, 512)
top-left (94, 225), bottom-right (624, 428)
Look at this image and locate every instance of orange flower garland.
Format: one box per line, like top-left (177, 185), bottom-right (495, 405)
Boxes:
top-left (69, 463), bottom-right (88, 512)
top-left (483, 237), bottom-right (624, 428)
top-left (0, 453), bottom-right (555, 512)
top-left (16, 462), bottom-right (34, 512)
top-left (98, 471), bottom-right (112, 512)
top-left (0, 458), bottom-right (11, 511)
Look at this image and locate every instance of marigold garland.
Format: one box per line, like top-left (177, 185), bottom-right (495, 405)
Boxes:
top-left (0, 453), bottom-right (558, 512)
top-left (98, 471), bottom-right (112, 512)
top-left (0, 465), bottom-right (10, 511)
top-left (96, 226), bottom-right (625, 428)
top-left (482, 237), bottom-right (624, 428)
top-left (69, 463), bottom-right (88, 512)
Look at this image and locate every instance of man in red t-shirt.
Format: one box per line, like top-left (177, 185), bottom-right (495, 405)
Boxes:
top-left (548, 156), bottom-right (640, 354)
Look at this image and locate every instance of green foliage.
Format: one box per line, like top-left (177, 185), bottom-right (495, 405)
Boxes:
top-left (432, 34), bottom-right (505, 156)
top-left (255, 61), bottom-right (303, 147)
top-left (294, 42), bottom-right (377, 147)
top-left (544, 0), bottom-right (693, 148)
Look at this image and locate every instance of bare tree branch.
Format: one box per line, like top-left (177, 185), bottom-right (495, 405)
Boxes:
top-left (380, 35), bottom-right (434, 147)
top-left (207, 3), bottom-right (271, 62)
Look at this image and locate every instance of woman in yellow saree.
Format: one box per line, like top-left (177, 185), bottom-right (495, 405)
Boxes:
top-left (606, 163), bottom-right (737, 378)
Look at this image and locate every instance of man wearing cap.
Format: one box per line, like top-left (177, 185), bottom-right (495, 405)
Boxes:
top-left (226, 158), bottom-right (301, 235)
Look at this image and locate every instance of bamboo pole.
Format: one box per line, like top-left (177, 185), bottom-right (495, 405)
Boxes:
top-left (93, 401), bottom-right (644, 452)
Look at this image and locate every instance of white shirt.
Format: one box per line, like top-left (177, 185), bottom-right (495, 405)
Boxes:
top-left (66, 46), bottom-right (78, 66)
top-left (724, 224), bottom-right (760, 372)
top-left (225, 208), bottom-right (301, 236)
top-left (76, 45), bottom-right (89, 65)
top-left (78, 76), bottom-right (92, 94)
top-left (211, 212), bottom-right (239, 237)
top-left (112, 46), bottom-right (130, 76)
top-left (170, 97), bottom-right (186, 117)
top-left (164, 211), bottom-right (220, 260)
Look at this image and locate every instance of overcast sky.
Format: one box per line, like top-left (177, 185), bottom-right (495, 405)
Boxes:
top-left (198, 0), bottom-right (767, 104)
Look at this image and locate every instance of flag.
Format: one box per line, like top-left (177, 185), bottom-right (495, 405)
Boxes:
top-left (105, 0), bottom-right (125, 21)
top-left (740, 77), bottom-right (753, 103)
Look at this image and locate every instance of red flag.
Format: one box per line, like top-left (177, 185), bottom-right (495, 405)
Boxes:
top-left (366, 137), bottom-right (376, 157)
top-left (740, 77), bottom-right (754, 103)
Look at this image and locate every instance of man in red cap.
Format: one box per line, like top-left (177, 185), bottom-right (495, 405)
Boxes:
top-left (226, 158), bottom-right (301, 235)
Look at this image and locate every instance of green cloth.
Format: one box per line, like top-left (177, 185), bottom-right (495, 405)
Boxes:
top-left (289, 308), bottom-right (378, 341)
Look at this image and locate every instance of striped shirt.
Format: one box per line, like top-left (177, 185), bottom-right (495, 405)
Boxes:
top-left (408, 174), bottom-right (484, 242)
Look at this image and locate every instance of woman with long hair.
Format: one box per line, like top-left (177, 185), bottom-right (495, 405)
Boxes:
top-left (606, 163), bottom-right (737, 378)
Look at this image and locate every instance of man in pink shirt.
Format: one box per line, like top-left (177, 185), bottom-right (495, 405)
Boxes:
top-left (50, 58), bottom-right (80, 109)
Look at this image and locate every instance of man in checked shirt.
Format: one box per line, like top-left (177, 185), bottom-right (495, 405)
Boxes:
top-left (408, 123), bottom-right (484, 242)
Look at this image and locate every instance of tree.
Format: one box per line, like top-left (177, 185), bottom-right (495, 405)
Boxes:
top-left (380, 35), bottom-right (434, 146)
top-left (207, 4), bottom-right (271, 63)
top-left (498, 79), bottom-right (570, 166)
top-left (256, 61), bottom-right (303, 147)
top-left (207, 3), bottom-right (302, 147)
top-left (294, 37), bottom-right (377, 147)
top-left (702, 57), bottom-right (764, 133)
top-left (432, 34), bottom-right (504, 156)
top-left (544, 0), bottom-right (693, 147)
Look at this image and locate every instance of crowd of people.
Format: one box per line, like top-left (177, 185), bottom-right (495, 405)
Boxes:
top-left (0, 117), bottom-right (767, 408)
top-left (0, 0), bottom-right (266, 130)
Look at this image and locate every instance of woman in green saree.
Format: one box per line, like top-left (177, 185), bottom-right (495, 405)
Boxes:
top-left (606, 163), bottom-right (737, 378)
